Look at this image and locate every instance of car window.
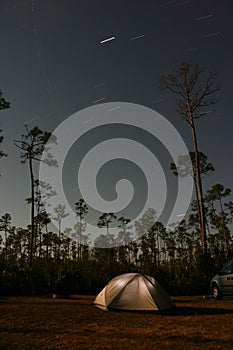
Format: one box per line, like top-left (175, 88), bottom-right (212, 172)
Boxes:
top-left (220, 260), bottom-right (233, 274)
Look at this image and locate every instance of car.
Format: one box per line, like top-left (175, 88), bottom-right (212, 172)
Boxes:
top-left (210, 259), bottom-right (233, 299)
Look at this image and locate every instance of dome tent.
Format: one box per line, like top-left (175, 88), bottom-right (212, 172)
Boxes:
top-left (93, 273), bottom-right (175, 311)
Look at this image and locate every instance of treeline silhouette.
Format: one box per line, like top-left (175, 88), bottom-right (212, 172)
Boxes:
top-left (0, 188), bottom-right (232, 296)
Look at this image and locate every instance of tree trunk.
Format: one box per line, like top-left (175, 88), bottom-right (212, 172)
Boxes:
top-left (189, 115), bottom-right (207, 255)
top-left (58, 220), bottom-right (61, 260)
top-left (4, 228), bottom-right (7, 260)
top-left (78, 217), bottom-right (81, 263)
top-left (219, 196), bottom-right (230, 255)
top-left (29, 154), bottom-right (35, 267)
top-left (193, 174), bottom-right (201, 231)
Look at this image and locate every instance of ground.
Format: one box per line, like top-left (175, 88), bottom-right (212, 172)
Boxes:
top-left (0, 295), bottom-right (233, 349)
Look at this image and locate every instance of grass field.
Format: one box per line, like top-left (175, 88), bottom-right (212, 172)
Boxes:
top-left (0, 295), bottom-right (233, 349)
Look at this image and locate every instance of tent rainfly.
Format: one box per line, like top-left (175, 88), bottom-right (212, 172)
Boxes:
top-left (93, 273), bottom-right (175, 311)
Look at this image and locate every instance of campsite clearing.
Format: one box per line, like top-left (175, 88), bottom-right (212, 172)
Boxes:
top-left (0, 296), bottom-right (233, 349)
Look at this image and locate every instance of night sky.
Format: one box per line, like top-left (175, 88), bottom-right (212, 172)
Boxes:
top-left (0, 0), bottom-right (233, 243)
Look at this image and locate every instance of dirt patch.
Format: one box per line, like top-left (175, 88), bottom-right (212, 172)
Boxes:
top-left (0, 296), bottom-right (233, 349)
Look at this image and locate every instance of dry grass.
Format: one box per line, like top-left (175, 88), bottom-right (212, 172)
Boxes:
top-left (0, 295), bottom-right (233, 349)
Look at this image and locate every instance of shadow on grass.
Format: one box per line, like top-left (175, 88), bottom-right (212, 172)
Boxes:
top-left (159, 306), bottom-right (233, 316)
top-left (106, 306), bottom-right (233, 316)
top-left (167, 334), bottom-right (232, 347)
top-left (0, 297), bottom-right (10, 302)
top-left (0, 327), bottom-right (82, 335)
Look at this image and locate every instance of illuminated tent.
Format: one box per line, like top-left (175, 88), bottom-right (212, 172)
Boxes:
top-left (93, 273), bottom-right (175, 311)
